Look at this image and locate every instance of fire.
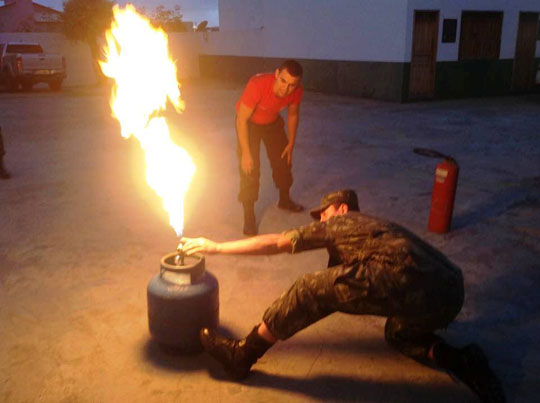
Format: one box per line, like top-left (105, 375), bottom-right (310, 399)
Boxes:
top-left (100, 5), bottom-right (195, 236)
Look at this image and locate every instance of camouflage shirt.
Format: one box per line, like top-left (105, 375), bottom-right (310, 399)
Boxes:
top-left (284, 212), bottom-right (462, 300)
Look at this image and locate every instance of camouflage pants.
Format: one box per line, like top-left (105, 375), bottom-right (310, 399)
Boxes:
top-left (262, 263), bottom-right (464, 362)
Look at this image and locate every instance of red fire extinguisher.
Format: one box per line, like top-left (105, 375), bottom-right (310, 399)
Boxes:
top-left (414, 148), bottom-right (459, 233)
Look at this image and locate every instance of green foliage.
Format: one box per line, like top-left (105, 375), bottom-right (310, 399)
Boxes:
top-left (147, 4), bottom-right (188, 32)
top-left (62, 0), bottom-right (114, 45)
top-left (153, 4), bottom-right (182, 22)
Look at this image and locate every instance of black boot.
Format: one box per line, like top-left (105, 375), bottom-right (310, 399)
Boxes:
top-left (434, 342), bottom-right (506, 403)
top-left (278, 189), bottom-right (304, 212)
top-left (200, 326), bottom-right (274, 380)
top-left (0, 157), bottom-right (10, 180)
top-left (242, 202), bottom-right (257, 236)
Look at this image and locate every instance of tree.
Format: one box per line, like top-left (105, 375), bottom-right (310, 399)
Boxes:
top-left (62, 0), bottom-right (114, 82)
top-left (149, 4), bottom-right (188, 32)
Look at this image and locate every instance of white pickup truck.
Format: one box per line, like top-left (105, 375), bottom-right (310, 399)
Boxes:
top-left (0, 42), bottom-right (66, 91)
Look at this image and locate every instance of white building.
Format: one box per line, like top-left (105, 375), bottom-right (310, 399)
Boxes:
top-left (200, 0), bottom-right (540, 101)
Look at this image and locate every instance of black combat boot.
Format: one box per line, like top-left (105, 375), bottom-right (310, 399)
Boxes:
top-left (242, 202), bottom-right (257, 236)
top-left (434, 342), bottom-right (506, 403)
top-left (278, 189), bottom-right (304, 212)
top-left (200, 326), bottom-right (274, 380)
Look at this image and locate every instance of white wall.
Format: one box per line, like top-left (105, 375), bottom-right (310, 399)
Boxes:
top-left (406, 0), bottom-right (540, 61)
top-left (167, 32), bottom-right (205, 79)
top-left (216, 0), bottom-right (540, 63)
top-left (199, 28), bottom-right (264, 58)
top-left (215, 0), bottom-right (410, 62)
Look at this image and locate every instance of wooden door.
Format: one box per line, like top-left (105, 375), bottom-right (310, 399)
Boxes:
top-left (409, 11), bottom-right (439, 99)
top-left (459, 12), bottom-right (503, 60)
top-left (513, 12), bottom-right (539, 92)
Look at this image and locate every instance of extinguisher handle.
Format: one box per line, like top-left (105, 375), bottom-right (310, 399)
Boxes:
top-left (413, 148), bottom-right (457, 164)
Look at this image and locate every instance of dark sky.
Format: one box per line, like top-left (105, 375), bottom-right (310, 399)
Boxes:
top-left (37, 0), bottom-right (219, 26)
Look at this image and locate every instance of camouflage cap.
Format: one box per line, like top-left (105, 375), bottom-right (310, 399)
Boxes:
top-left (309, 189), bottom-right (359, 219)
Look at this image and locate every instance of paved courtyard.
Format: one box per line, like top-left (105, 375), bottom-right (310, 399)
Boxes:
top-left (1, 81), bottom-right (539, 402)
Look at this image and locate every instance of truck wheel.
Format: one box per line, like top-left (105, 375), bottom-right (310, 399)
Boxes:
top-left (7, 75), bottom-right (19, 92)
top-left (49, 79), bottom-right (62, 91)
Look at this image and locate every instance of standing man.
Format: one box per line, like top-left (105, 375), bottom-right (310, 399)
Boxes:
top-left (180, 189), bottom-right (505, 403)
top-left (236, 60), bottom-right (304, 236)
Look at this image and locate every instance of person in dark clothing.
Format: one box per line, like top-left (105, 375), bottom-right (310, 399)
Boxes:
top-left (0, 127), bottom-right (10, 179)
top-left (236, 59), bottom-right (305, 236)
top-left (180, 189), bottom-right (505, 403)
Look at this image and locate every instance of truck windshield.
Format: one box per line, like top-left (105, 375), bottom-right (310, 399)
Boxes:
top-left (5, 44), bottom-right (43, 54)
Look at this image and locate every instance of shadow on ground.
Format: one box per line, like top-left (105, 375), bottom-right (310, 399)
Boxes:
top-left (243, 372), bottom-right (467, 402)
top-left (453, 269), bottom-right (540, 402)
top-left (453, 177), bottom-right (540, 230)
top-left (142, 325), bottom-right (237, 372)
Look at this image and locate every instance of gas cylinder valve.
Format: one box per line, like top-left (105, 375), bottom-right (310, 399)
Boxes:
top-left (174, 247), bottom-right (185, 266)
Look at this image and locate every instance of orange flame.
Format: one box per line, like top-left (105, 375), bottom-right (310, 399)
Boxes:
top-left (100, 4), bottom-right (195, 236)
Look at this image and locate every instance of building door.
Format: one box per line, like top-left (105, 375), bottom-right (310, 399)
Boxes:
top-left (459, 12), bottom-right (503, 60)
top-left (512, 12), bottom-right (539, 92)
top-left (409, 11), bottom-right (439, 99)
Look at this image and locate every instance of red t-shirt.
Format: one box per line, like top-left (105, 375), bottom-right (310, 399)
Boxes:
top-left (236, 73), bottom-right (303, 125)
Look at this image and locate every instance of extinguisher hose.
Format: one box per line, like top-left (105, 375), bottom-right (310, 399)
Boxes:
top-left (413, 148), bottom-right (457, 164)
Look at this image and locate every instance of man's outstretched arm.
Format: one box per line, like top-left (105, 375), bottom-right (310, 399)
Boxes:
top-left (179, 233), bottom-right (292, 256)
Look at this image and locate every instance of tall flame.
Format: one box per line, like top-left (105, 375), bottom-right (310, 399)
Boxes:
top-left (100, 5), bottom-right (195, 236)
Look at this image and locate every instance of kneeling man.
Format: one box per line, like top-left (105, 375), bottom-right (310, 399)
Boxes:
top-left (180, 189), bottom-right (504, 403)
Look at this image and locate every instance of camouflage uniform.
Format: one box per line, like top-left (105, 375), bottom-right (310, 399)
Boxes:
top-left (262, 211), bottom-right (464, 362)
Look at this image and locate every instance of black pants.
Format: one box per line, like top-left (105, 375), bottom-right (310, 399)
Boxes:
top-left (237, 116), bottom-right (293, 203)
top-left (262, 263), bottom-right (464, 363)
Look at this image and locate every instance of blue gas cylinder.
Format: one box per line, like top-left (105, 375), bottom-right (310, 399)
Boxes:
top-left (147, 252), bottom-right (219, 352)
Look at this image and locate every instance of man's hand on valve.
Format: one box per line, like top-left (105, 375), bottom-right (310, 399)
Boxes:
top-left (178, 237), bottom-right (219, 256)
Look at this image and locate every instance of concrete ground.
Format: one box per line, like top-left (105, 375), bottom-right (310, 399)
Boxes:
top-left (1, 81), bottom-right (539, 403)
